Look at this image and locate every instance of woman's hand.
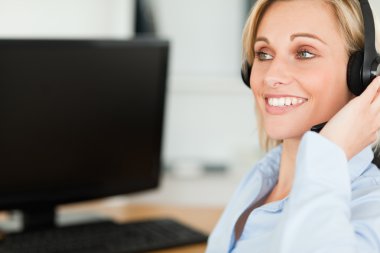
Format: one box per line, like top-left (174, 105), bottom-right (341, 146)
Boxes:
top-left (320, 77), bottom-right (380, 160)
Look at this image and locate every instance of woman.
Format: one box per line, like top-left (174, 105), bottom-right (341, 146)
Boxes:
top-left (206, 0), bottom-right (380, 252)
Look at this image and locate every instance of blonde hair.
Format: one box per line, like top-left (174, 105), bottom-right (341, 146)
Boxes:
top-left (242, 0), bottom-right (380, 151)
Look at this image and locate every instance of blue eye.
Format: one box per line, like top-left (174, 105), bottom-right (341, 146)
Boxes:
top-left (255, 51), bottom-right (273, 61)
top-left (297, 50), bottom-right (315, 59)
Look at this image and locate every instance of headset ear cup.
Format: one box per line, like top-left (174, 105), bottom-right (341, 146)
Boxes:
top-left (347, 50), bottom-right (364, 96)
top-left (241, 61), bottom-right (252, 88)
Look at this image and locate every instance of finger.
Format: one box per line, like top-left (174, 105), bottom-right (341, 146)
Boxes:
top-left (370, 77), bottom-right (380, 107)
top-left (365, 76), bottom-right (380, 104)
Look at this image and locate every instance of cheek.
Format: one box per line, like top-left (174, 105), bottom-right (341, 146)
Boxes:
top-left (317, 60), bottom-right (350, 96)
top-left (316, 52), bottom-right (351, 108)
top-left (251, 83), bottom-right (261, 101)
top-left (304, 68), bottom-right (351, 120)
top-left (251, 77), bottom-right (266, 116)
top-left (250, 66), bottom-right (265, 100)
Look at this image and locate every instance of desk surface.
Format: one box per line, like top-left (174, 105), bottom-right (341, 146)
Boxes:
top-left (59, 201), bottom-right (223, 253)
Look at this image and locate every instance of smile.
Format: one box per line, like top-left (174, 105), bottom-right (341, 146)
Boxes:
top-left (264, 95), bottom-right (308, 115)
top-left (267, 97), bottom-right (308, 107)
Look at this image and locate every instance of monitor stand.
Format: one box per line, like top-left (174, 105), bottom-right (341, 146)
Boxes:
top-left (22, 206), bottom-right (55, 232)
top-left (0, 206), bottom-right (111, 233)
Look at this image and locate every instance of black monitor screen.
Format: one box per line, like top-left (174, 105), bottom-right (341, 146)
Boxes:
top-left (0, 38), bottom-right (169, 210)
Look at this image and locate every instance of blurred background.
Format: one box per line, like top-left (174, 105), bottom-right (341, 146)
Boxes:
top-left (0, 0), bottom-right (378, 207)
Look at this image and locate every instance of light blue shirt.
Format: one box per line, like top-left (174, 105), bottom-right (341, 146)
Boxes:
top-left (206, 131), bottom-right (380, 253)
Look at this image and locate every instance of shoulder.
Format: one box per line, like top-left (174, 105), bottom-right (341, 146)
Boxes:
top-left (351, 163), bottom-right (380, 208)
top-left (350, 164), bottom-right (380, 249)
top-left (352, 163), bottom-right (380, 191)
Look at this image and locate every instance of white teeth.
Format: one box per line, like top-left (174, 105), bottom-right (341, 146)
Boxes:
top-left (268, 97), bottom-right (306, 107)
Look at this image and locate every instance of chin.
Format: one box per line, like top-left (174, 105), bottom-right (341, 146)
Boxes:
top-left (265, 125), bottom-right (307, 141)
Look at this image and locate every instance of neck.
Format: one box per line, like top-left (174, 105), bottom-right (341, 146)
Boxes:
top-left (276, 138), bottom-right (301, 195)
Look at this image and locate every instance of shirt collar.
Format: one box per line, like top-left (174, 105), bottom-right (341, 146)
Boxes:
top-left (256, 145), bottom-right (282, 181)
top-left (256, 143), bottom-right (374, 183)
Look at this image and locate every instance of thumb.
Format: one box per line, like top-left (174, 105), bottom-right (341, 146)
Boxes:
top-left (360, 76), bottom-right (380, 104)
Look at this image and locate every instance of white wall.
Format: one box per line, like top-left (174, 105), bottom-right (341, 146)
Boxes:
top-left (370, 0), bottom-right (379, 15)
top-left (151, 0), bottom-right (260, 171)
top-left (153, 0), bottom-right (245, 77)
top-left (0, 0), bottom-right (134, 38)
top-left (162, 77), bottom-right (260, 172)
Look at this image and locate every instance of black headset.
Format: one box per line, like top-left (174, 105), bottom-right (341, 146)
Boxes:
top-left (241, 0), bottom-right (380, 131)
top-left (241, 0), bottom-right (379, 94)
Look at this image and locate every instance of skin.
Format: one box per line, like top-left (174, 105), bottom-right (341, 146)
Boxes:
top-left (250, 0), bottom-right (380, 202)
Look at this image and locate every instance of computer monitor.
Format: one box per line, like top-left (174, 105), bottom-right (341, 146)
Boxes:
top-left (0, 38), bottom-right (169, 231)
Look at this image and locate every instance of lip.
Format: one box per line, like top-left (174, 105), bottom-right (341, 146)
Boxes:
top-left (264, 94), bottom-right (308, 115)
top-left (264, 94), bottom-right (308, 99)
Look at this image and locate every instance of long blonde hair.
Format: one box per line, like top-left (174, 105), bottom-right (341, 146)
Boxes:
top-left (242, 0), bottom-right (380, 151)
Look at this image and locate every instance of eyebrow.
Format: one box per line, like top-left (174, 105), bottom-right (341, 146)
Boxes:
top-left (255, 33), bottom-right (327, 45)
top-left (255, 37), bottom-right (270, 45)
top-left (290, 33), bottom-right (327, 45)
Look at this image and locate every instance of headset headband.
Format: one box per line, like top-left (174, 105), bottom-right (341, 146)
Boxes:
top-left (359, 0), bottom-right (378, 84)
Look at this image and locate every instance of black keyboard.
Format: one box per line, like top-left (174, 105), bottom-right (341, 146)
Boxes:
top-left (0, 218), bottom-right (208, 253)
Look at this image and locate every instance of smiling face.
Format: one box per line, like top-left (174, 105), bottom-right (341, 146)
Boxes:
top-left (251, 0), bottom-right (353, 141)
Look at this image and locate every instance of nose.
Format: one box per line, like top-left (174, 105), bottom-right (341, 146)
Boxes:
top-left (264, 57), bottom-right (293, 88)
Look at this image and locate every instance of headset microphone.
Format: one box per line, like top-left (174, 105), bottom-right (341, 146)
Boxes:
top-left (241, 0), bottom-right (380, 133)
